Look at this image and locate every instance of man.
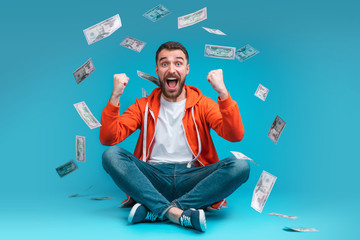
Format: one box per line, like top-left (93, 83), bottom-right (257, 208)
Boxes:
top-left (100, 41), bottom-right (250, 232)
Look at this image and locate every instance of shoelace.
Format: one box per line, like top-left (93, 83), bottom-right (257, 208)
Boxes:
top-left (180, 215), bottom-right (192, 227)
top-left (145, 211), bottom-right (157, 221)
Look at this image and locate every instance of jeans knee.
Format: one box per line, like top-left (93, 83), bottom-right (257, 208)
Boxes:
top-left (225, 156), bottom-right (250, 182)
top-left (102, 146), bottom-right (123, 171)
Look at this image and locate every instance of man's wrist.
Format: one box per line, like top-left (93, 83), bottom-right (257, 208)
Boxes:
top-left (110, 94), bottom-right (121, 105)
top-left (218, 90), bottom-right (229, 100)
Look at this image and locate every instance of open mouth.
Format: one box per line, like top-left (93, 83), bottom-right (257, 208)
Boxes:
top-left (166, 77), bottom-right (179, 91)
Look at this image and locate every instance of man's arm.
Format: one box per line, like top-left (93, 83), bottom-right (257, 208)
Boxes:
top-left (99, 74), bottom-right (142, 146)
top-left (204, 69), bottom-right (244, 142)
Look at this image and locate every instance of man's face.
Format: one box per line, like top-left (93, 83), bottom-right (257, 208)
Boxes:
top-left (156, 49), bottom-right (189, 101)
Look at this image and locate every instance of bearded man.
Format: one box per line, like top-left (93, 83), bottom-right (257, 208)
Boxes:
top-left (100, 41), bottom-right (250, 232)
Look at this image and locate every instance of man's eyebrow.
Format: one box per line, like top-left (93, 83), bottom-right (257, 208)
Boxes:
top-left (158, 56), bottom-right (185, 62)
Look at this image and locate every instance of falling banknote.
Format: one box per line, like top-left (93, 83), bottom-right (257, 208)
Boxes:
top-left (283, 227), bottom-right (318, 232)
top-left (230, 151), bottom-right (259, 165)
top-left (120, 36), bottom-right (146, 53)
top-left (235, 44), bottom-right (259, 62)
top-left (268, 212), bottom-right (298, 219)
top-left (204, 44), bottom-right (236, 60)
top-left (83, 14), bottom-right (122, 45)
top-left (178, 7), bottom-right (207, 29)
top-left (251, 170), bottom-right (277, 213)
top-left (73, 101), bottom-right (101, 129)
top-left (76, 135), bottom-right (86, 162)
top-left (90, 196), bottom-right (114, 200)
top-left (56, 160), bottom-right (78, 178)
top-left (137, 70), bottom-right (160, 86)
top-left (255, 84), bottom-right (269, 101)
top-left (143, 4), bottom-right (171, 22)
top-left (268, 115), bottom-right (286, 144)
top-left (202, 27), bottom-right (226, 35)
top-left (73, 58), bottom-right (95, 84)
top-left (142, 88), bottom-right (148, 98)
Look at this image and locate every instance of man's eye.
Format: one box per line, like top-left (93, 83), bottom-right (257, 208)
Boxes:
top-left (176, 62), bottom-right (182, 66)
top-left (162, 63), bottom-right (167, 67)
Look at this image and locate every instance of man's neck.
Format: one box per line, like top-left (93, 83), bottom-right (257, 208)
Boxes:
top-left (161, 88), bottom-right (186, 102)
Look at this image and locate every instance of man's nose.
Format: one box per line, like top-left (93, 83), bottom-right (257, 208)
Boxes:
top-left (169, 63), bottom-right (176, 73)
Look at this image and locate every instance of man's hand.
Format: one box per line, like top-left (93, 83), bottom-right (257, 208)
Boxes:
top-left (206, 69), bottom-right (228, 100)
top-left (110, 73), bottom-right (129, 105)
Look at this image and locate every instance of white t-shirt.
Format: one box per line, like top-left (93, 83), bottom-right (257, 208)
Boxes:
top-left (147, 96), bottom-right (193, 164)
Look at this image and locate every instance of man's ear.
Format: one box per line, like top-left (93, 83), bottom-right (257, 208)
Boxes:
top-left (186, 64), bottom-right (190, 75)
top-left (155, 64), bottom-right (158, 76)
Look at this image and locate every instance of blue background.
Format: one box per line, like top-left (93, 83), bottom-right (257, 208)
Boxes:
top-left (1, 0), bottom-right (359, 239)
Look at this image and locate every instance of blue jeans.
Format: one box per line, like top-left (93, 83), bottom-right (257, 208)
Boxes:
top-left (102, 146), bottom-right (250, 219)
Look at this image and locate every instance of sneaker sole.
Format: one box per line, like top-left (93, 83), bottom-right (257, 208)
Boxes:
top-left (198, 209), bottom-right (206, 232)
top-left (128, 203), bottom-right (142, 224)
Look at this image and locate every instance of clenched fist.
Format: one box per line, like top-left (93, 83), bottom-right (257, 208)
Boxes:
top-left (206, 69), bottom-right (228, 100)
top-left (110, 73), bottom-right (129, 105)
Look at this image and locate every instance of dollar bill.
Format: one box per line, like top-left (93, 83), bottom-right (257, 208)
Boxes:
top-left (268, 115), bottom-right (286, 144)
top-left (142, 88), bottom-right (148, 98)
top-left (268, 212), bottom-right (298, 219)
top-left (283, 227), bottom-right (318, 232)
top-left (68, 185), bottom-right (94, 198)
top-left (120, 36), bottom-right (146, 53)
top-left (76, 135), bottom-right (86, 162)
top-left (137, 70), bottom-right (160, 86)
top-left (56, 160), bottom-right (78, 178)
top-left (235, 44), bottom-right (259, 62)
top-left (251, 170), bottom-right (277, 213)
top-left (83, 14), bottom-right (122, 45)
top-left (73, 101), bottom-right (101, 129)
top-left (90, 196), bottom-right (114, 200)
top-left (143, 4), bottom-right (171, 22)
top-left (202, 27), bottom-right (226, 35)
top-left (178, 7), bottom-right (207, 29)
top-left (230, 151), bottom-right (259, 165)
top-left (204, 44), bottom-right (236, 60)
top-left (255, 84), bottom-right (269, 101)
top-left (73, 58), bottom-right (95, 84)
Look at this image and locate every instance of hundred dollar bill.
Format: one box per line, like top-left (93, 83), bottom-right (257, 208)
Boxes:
top-left (268, 212), bottom-right (298, 219)
top-left (68, 185), bottom-right (94, 198)
top-left (76, 135), bottom-right (86, 162)
top-left (178, 7), bottom-right (207, 29)
top-left (137, 70), bottom-right (160, 86)
top-left (268, 115), bottom-right (286, 144)
top-left (235, 44), bottom-right (259, 62)
top-left (73, 58), bottom-right (95, 84)
top-left (73, 101), bottom-right (101, 129)
top-left (142, 88), bottom-right (148, 98)
top-left (255, 84), bottom-right (269, 101)
top-left (143, 4), bottom-right (171, 22)
top-left (251, 170), bottom-right (277, 213)
top-left (202, 27), bottom-right (226, 35)
top-left (120, 36), bottom-right (146, 53)
top-left (230, 151), bottom-right (259, 165)
top-left (56, 160), bottom-right (78, 178)
top-left (283, 227), bottom-right (318, 232)
top-left (204, 44), bottom-right (236, 60)
top-left (83, 14), bottom-right (122, 45)
top-left (90, 196), bottom-right (114, 200)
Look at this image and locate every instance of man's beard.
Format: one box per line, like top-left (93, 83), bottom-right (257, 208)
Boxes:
top-left (159, 77), bottom-right (186, 100)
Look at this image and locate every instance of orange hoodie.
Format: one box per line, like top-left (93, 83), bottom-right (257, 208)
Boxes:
top-left (100, 85), bottom-right (245, 209)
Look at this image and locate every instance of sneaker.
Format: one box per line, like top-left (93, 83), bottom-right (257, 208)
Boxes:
top-left (128, 203), bottom-right (159, 224)
top-left (179, 209), bottom-right (206, 232)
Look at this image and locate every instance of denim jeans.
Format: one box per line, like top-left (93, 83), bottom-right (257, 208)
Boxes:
top-left (102, 146), bottom-right (250, 220)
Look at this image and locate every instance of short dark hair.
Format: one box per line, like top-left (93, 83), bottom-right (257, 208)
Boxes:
top-left (156, 41), bottom-right (189, 64)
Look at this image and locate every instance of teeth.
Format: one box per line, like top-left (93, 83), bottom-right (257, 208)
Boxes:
top-left (167, 78), bottom-right (177, 80)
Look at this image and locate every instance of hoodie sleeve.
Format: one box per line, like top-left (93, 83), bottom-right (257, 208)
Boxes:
top-left (203, 94), bottom-right (244, 142)
top-left (99, 100), bottom-right (142, 146)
